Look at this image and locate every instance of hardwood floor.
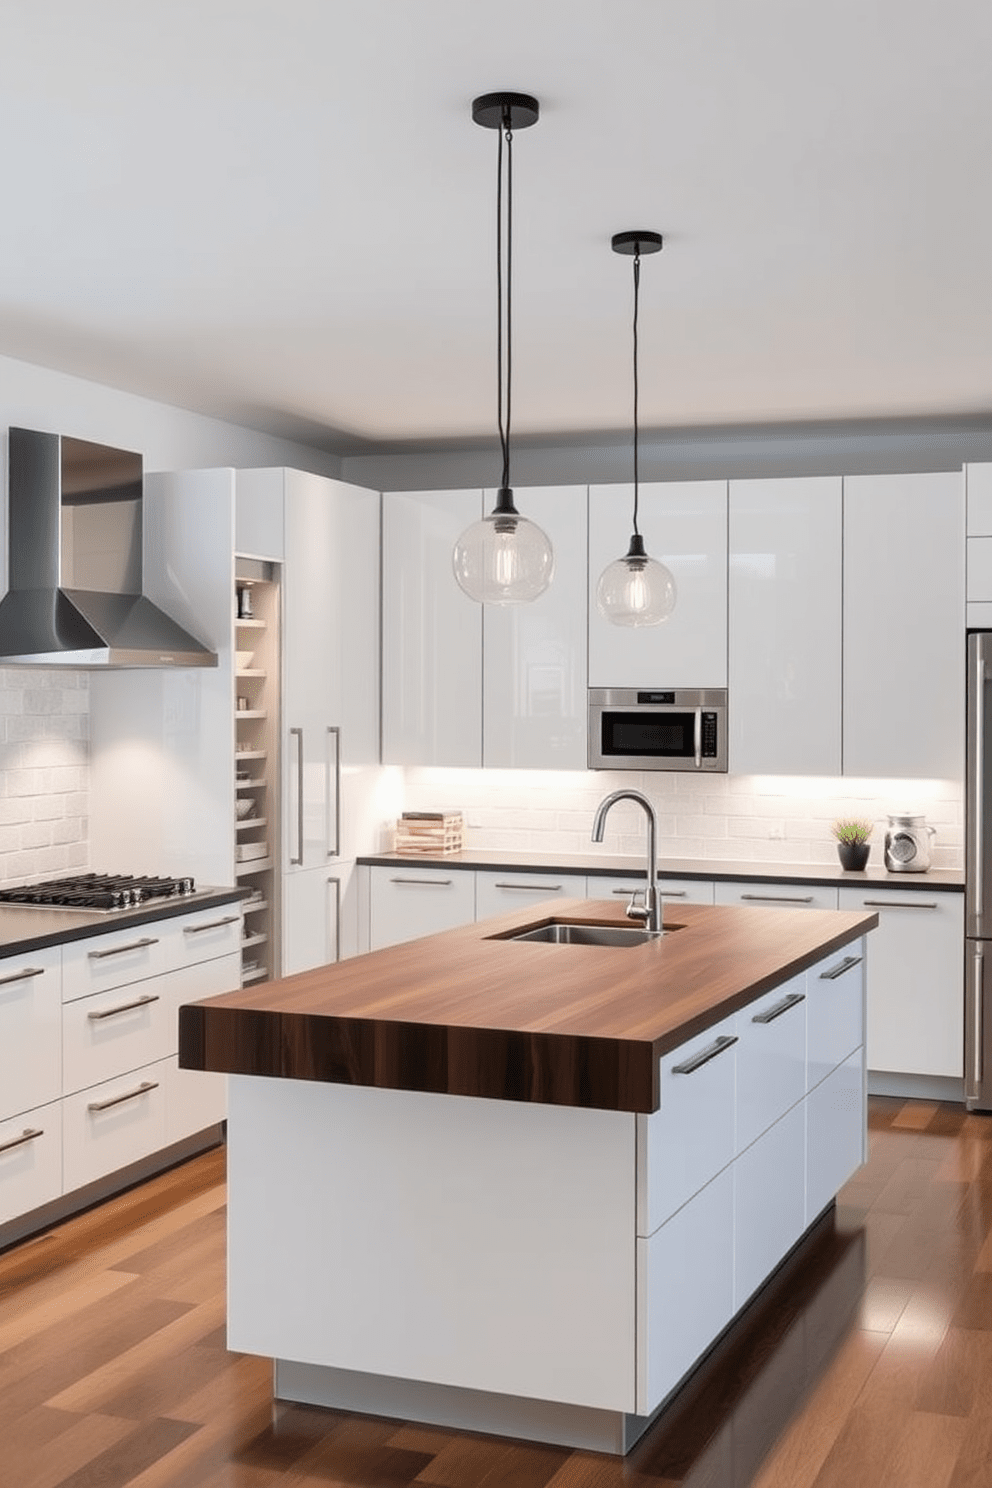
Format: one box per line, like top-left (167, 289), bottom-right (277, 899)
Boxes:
top-left (3, 1096), bottom-right (992, 1486)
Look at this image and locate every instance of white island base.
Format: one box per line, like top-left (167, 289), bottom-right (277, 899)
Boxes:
top-left (225, 938), bottom-right (866, 1456)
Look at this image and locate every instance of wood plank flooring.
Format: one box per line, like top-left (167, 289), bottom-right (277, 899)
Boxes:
top-left (3, 1096), bottom-right (992, 1486)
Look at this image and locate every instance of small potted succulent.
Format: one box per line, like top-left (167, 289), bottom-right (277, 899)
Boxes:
top-left (832, 818), bottom-right (873, 871)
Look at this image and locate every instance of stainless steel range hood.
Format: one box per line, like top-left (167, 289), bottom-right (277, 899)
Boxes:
top-left (0, 428), bottom-right (216, 667)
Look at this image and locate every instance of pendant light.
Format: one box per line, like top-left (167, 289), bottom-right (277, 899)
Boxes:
top-left (596, 231), bottom-right (677, 627)
top-left (452, 92), bottom-right (554, 605)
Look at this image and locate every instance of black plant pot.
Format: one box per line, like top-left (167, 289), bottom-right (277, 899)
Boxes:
top-left (837, 842), bottom-right (870, 871)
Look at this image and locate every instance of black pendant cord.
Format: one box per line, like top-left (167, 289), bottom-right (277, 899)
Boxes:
top-left (631, 249), bottom-right (641, 540)
top-left (494, 112), bottom-right (515, 500)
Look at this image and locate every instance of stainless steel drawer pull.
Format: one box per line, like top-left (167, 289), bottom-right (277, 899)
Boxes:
top-left (752, 990), bottom-right (806, 1024)
top-left (87, 1080), bottom-right (159, 1113)
top-left (819, 955), bottom-right (863, 981)
top-left (672, 1034), bottom-right (738, 1075)
top-left (183, 916), bottom-right (241, 934)
top-left (494, 882), bottom-right (563, 892)
top-left (0, 1126), bottom-right (43, 1155)
top-left (862, 899), bottom-right (937, 910)
top-left (87, 936), bottom-right (159, 960)
top-left (740, 893), bottom-right (814, 905)
top-left (87, 993), bottom-right (160, 1021)
top-left (0, 966), bottom-right (44, 987)
top-left (389, 877), bottom-right (453, 887)
top-left (612, 885), bottom-right (687, 897)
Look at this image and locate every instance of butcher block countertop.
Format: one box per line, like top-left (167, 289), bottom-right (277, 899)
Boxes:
top-left (179, 897), bottom-right (877, 1114)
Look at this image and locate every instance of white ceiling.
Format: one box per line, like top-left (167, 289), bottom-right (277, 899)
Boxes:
top-left (2, 0), bottom-right (991, 454)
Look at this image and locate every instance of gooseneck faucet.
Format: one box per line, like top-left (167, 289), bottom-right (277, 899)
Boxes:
top-left (591, 788), bottom-right (662, 934)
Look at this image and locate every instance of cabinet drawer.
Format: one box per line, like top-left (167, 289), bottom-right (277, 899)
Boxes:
top-left (807, 942), bottom-right (865, 1091)
top-left (734, 1100), bottom-right (806, 1310)
top-left (166, 906), bottom-right (243, 971)
top-left (715, 881), bottom-right (839, 912)
top-left (806, 1049), bottom-right (864, 1225)
top-left (62, 925), bottom-right (169, 1002)
top-left (735, 974), bottom-right (807, 1153)
top-left (62, 1059), bottom-right (169, 1193)
top-left (0, 946), bottom-right (62, 1122)
top-left (636, 1165), bottom-right (734, 1416)
top-left (586, 875), bottom-right (715, 911)
top-left (638, 1011), bottom-right (737, 1236)
top-left (475, 871), bottom-right (583, 922)
top-left (369, 867), bottom-right (476, 950)
top-left (0, 1102), bottom-right (62, 1226)
top-left (167, 1055), bottom-right (227, 1145)
top-left (63, 973), bottom-right (177, 1096)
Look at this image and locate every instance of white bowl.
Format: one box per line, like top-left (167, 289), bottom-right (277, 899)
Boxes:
top-left (236, 798), bottom-right (255, 819)
top-left (236, 650), bottom-right (254, 671)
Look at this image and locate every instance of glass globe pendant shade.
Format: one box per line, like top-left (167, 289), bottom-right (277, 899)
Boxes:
top-left (596, 534), bottom-right (676, 627)
top-left (453, 490), bottom-right (554, 605)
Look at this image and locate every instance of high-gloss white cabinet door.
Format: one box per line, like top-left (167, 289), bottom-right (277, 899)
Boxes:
top-left (734, 1100), bottom-right (806, 1309)
top-left (0, 1102), bottom-right (62, 1225)
top-left (714, 881), bottom-right (839, 912)
top-left (838, 886), bottom-right (963, 1077)
top-left (806, 1049), bottom-right (865, 1225)
top-left (967, 463), bottom-right (992, 535)
top-left (62, 1058), bottom-right (169, 1193)
top-left (369, 866), bottom-right (476, 950)
top-left (483, 486), bottom-right (587, 769)
top-left (588, 481), bottom-right (728, 689)
top-left (586, 874), bottom-right (716, 909)
top-left (637, 1012), bottom-right (737, 1236)
top-left (236, 467), bottom-right (285, 559)
top-left (843, 472), bottom-right (964, 779)
top-left (729, 477), bottom-right (842, 775)
top-left (474, 870), bottom-right (583, 923)
top-left (636, 1165), bottom-right (734, 1416)
top-left (735, 974), bottom-right (808, 1154)
top-left (382, 490), bottom-right (483, 767)
top-left (283, 863), bottom-right (347, 975)
top-left (0, 947), bottom-right (61, 1122)
top-left (806, 942), bottom-right (865, 1092)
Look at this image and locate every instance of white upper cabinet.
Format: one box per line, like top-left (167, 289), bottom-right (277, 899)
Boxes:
top-left (382, 490), bottom-right (484, 767)
top-left (728, 477), bottom-right (842, 776)
top-left (843, 472), bottom-right (964, 780)
top-left (588, 482), bottom-right (728, 689)
top-left (236, 468), bottom-right (286, 560)
top-left (965, 464), bottom-right (992, 627)
top-left (483, 486), bottom-right (588, 770)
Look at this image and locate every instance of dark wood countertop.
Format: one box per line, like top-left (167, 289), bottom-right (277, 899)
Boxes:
top-left (357, 848), bottom-right (964, 891)
top-left (179, 898), bottom-right (877, 1114)
top-left (0, 886), bottom-right (247, 956)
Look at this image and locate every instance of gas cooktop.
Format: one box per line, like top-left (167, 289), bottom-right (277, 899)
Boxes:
top-left (0, 872), bottom-right (196, 912)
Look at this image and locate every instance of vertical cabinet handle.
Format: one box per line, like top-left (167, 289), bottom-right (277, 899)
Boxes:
top-left (328, 875), bottom-right (342, 964)
top-left (327, 726), bottom-right (341, 859)
top-left (289, 727), bottom-right (304, 866)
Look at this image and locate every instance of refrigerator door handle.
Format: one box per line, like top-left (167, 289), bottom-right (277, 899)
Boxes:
top-left (973, 652), bottom-right (986, 929)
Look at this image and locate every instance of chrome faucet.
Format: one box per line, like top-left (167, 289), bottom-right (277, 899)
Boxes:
top-left (591, 788), bottom-right (663, 934)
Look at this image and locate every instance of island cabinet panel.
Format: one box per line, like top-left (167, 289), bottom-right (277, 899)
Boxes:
top-left (734, 1099), bottom-right (806, 1310)
top-left (734, 973), bottom-right (807, 1155)
top-left (806, 1050), bottom-right (865, 1225)
top-left (636, 1166), bottom-right (734, 1416)
top-left (0, 946), bottom-right (62, 1122)
top-left (228, 1076), bottom-right (638, 1413)
top-left (0, 1101), bottom-right (62, 1226)
top-left (806, 944), bottom-right (865, 1092)
top-left (636, 1011), bottom-right (737, 1237)
top-left (475, 870), bottom-right (583, 921)
top-left (369, 866), bottom-right (476, 950)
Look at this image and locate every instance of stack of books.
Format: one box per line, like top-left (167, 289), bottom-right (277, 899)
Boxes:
top-left (394, 810), bottom-right (464, 855)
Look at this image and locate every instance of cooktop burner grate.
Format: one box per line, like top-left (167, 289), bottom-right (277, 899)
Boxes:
top-left (0, 872), bottom-right (196, 911)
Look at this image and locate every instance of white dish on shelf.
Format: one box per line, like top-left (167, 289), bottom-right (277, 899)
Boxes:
top-left (236, 650), bottom-right (254, 670)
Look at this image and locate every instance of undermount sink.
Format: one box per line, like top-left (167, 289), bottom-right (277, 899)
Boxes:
top-left (505, 921), bottom-right (663, 948)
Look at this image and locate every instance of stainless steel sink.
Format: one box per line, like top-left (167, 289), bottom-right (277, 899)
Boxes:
top-left (506, 921), bottom-right (662, 947)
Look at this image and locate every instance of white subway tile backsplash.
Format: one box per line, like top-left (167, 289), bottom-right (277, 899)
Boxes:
top-left (0, 672), bottom-right (89, 884)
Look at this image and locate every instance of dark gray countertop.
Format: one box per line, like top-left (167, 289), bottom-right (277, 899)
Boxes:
top-left (0, 886), bottom-right (247, 957)
top-left (357, 849), bottom-right (964, 892)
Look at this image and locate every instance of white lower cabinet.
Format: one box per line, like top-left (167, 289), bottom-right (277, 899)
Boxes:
top-left (369, 867), bottom-right (476, 950)
top-left (284, 864), bottom-right (345, 974)
top-left (62, 1059), bottom-right (170, 1194)
top-left (0, 1101), bottom-right (62, 1226)
top-left (734, 1100), bottom-right (807, 1310)
top-left (636, 1165), bottom-right (735, 1415)
top-left (715, 881), bottom-right (839, 912)
top-left (587, 874), bottom-right (715, 910)
top-left (0, 946), bottom-right (62, 1123)
top-left (475, 870), bottom-right (584, 922)
top-left (838, 886), bottom-right (963, 1078)
top-left (806, 1050), bottom-right (865, 1225)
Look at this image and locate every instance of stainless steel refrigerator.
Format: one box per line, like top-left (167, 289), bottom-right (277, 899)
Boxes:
top-left (966, 632), bottom-right (992, 1108)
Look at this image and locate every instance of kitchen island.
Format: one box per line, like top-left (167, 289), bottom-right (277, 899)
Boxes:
top-left (179, 897), bottom-right (876, 1454)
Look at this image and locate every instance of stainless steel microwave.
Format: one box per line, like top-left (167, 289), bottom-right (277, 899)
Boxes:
top-left (588, 688), bottom-right (728, 771)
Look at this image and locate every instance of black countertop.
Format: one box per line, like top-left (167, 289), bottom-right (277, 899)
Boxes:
top-left (357, 849), bottom-right (964, 892)
top-left (0, 886), bottom-right (247, 957)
